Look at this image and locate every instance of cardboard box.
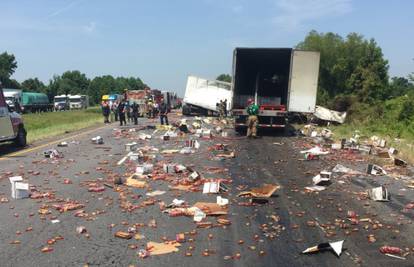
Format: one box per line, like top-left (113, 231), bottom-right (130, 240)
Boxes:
top-left (125, 142), bottom-right (138, 152)
top-left (9, 176), bottom-right (29, 199)
top-left (136, 164), bottom-right (153, 175)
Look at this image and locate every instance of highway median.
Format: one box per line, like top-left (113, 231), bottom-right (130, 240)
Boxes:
top-left (23, 107), bottom-right (103, 143)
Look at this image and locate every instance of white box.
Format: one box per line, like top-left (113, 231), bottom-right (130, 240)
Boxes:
top-left (203, 182), bottom-right (220, 194)
top-left (14, 182), bottom-right (29, 199)
top-left (136, 164), bottom-right (153, 175)
top-left (125, 142), bottom-right (138, 152)
top-left (163, 164), bottom-right (176, 174)
top-left (9, 176), bottom-right (29, 199)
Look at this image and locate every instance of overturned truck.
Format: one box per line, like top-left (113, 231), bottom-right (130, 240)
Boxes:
top-left (232, 48), bottom-right (320, 130)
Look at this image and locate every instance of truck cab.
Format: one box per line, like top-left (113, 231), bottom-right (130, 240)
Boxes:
top-left (54, 95), bottom-right (70, 111)
top-left (0, 88), bottom-right (27, 146)
top-left (69, 95), bottom-right (89, 109)
top-left (3, 89), bottom-right (23, 113)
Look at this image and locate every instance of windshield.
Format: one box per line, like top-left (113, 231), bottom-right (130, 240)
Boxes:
top-left (5, 97), bottom-right (15, 101)
top-left (69, 98), bottom-right (81, 103)
top-left (54, 97), bottom-right (67, 102)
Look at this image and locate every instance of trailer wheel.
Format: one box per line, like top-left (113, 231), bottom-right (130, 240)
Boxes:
top-left (14, 125), bottom-right (27, 147)
top-left (182, 105), bottom-right (191, 116)
top-left (234, 126), bottom-right (246, 135)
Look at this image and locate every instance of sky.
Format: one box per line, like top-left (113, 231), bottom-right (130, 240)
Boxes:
top-left (0, 0), bottom-right (413, 96)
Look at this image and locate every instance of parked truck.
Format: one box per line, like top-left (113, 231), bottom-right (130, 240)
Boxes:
top-left (4, 90), bottom-right (52, 113)
top-left (69, 95), bottom-right (89, 109)
top-left (231, 48), bottom-right (320, 130)
top-left (3, 89), bottom-right (23, 112)
top-left (126, 90), bottom-right (149, 117)
top-left (21, 92), bottom-right (53, 113)
top-left (182, 76), bottom-right (232, 116)
top-left (0, 87), bottom-right (27, 146)
top-left (54, 94), bottom-right (70, 111)
top-left (161, 91), bottom-right (179, 109)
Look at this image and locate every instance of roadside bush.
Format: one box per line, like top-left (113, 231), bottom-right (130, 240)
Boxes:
top-left (330, 94), bottom-right (356, 112)
top-left (398, 96), bottom-right (414, 123)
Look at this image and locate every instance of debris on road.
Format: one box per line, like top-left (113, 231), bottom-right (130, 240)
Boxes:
top-left (9, 176), bottom-right (29, 199)
top-left (367, 186), bottom-right (390, 201)
top-left (366, 164), bottom-right (387, 175)
top-left (91, 136), bottom-right (104, 144)
top-left (146, 241), bottom-right (181, 256)
top-left (302, 240), bottom-right (344, 257)
top-left (238, 184), bottom-right (280, 198)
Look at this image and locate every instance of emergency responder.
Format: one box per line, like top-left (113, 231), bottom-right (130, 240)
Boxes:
top-left (223, 99), bottom-right (228, 117)
top-left (159, 99), bottom-right (169, 125)
top-left (147, 100), bottom-right (154, 118)
top-left (218, 100), bottom-right (224, 119)
top-left (131, 101), bottom-right (139, 125)
top-left (246, 98), bottom-right (259, 138)
top-left (118, 99), bottom-right (127, 126)
top-left (101, 100), bottom-right (110, 124)
top-left (126, 102), bottom-right (132, 123)
top-left (112, 101), bottom-right (119, 122)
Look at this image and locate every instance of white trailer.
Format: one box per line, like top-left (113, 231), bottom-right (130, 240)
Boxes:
top-left (69, 95), bottom-right (89, 109)
top-left (182, 76), bottom-right (233, 116)
top-left (231, 48), bottom-right (320, 130)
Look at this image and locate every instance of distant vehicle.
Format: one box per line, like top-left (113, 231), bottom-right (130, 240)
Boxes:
top-left (3, 89), bottom-right (23, 112)
top-left (231, 48), bottom-right (320, 130)
top-left (21, 92), bottom-right (53, 113)
top-left (162, 91), bottom-right (179, 109)
top-left (108, 94), bottom-right (123, 104)
top-left (0, 87), bottom-right (27, 146)
top-left (69, 95), bottom-right (89, 109)
top-left (54, 94), bottom-right (70, 111)
top-left (182, 76), bottom-right (232, 116)
top-left (126, 90), bottom-right (149, 116)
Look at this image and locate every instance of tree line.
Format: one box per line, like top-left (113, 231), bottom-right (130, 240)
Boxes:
top-left (296, 30), bottom-right (414, 110)
top-left (0, 52), bottom-right (147, 104)
top-left (1, 31), bottom-right (413, 110)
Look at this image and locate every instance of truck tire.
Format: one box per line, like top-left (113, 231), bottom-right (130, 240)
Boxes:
top-left (234, 126), bottom-right (246, 135)
top-left (14, 125), bottom-right (27, 147)
top-left (182, 105), bottom-right (191, 116)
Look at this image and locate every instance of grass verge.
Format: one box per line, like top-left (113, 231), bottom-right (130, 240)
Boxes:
top-left (313, 122), bottom-right (414, 164)
top-left (23, 107), bottom-right (103, 143)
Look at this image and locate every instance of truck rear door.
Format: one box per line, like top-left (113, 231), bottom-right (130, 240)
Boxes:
top-left (287, 50), bottom-right (320, 113)
top-left (0, 90), bottom-right (15, 140)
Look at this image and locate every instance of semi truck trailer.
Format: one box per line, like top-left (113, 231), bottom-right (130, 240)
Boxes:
top-left (231, 48), bottom-right (320, 130)
top-left (21, 92), bottom-right (52, 113)
top-left (182, 75), bottom-right (232, 116)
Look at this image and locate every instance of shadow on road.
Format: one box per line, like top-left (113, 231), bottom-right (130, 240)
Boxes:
top-left (235, 124), bottom-right (298, 138)
top-left (0, 142), bottom-right (27, 157)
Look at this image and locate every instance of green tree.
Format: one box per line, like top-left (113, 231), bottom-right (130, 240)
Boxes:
top-left (383, 77), bottom-right (414, 100)
top-left (88, 75), bottom-right (117, 104)
top-left (4, 79), bottom-right (21, 89)
top-left (60, 70), bottom-right (90, 95)
top-left (48, 70), bottom-right (90, 96)
top-left (297, 31), bottom-right (389, 104)
top-left (216, 74), bottom-right (232, 83)
top-left (21, 78), bottom-right (46, 92)
top-left (0, 52), bottom-right (18, 87)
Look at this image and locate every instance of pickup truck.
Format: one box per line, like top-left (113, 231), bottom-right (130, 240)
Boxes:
top-left (0, 87), bottom-right (27, 146)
